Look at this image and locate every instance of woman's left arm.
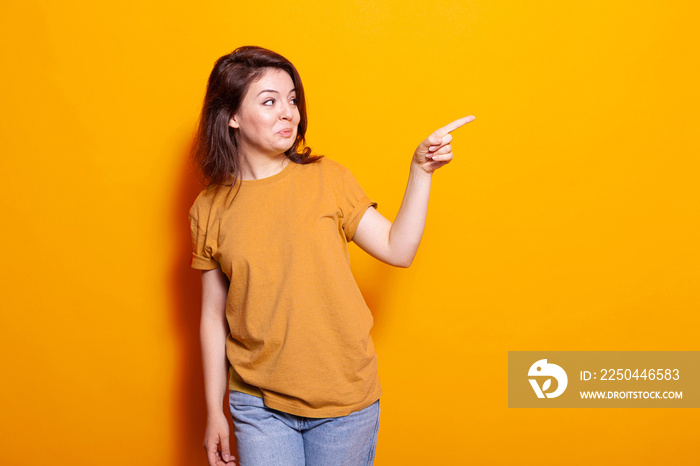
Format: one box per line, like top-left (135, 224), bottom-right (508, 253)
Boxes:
top-left (353, 115), bottom-right (475, 267)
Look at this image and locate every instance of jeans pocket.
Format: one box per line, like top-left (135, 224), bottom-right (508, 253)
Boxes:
top-left (229, 390), bottom-right (266, 409)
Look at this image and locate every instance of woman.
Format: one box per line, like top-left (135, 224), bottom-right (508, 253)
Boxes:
top-left (189, 45), bottom-right (474, 466)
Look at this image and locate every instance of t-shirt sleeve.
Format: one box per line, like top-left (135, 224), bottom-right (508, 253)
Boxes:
top-left (339, 167), bottom-right (378, 242)
top-left (189, 208), bottom-right (219, 270)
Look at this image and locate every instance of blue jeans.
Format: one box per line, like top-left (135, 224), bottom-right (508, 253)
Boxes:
top-left (228, 390), bottom-right (380, 465)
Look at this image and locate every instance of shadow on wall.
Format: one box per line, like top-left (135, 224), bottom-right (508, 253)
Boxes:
top-left (170, 140), bottom-right (234, 466)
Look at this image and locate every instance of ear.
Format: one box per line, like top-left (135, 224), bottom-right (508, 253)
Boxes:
top-left (228, 114), bottom-right (240, 129)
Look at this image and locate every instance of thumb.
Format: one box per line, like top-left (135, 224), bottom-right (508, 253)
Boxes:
top-left (417, 134), bottom-right (443, 154)
top-left (220, 435), bottom-right (232, 462)
top-left (429, 134), bottom-right (443, 146)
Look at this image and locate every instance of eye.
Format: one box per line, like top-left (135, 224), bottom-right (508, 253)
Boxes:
top-left (290, 97), bottom-right (298, 105)
top-left (263, 98), bottom-right (275, 106)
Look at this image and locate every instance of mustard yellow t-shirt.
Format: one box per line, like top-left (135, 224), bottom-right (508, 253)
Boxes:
top-left (189, 156), bottom-right (382, 418)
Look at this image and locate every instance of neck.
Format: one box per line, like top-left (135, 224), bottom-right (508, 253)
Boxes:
top-left (238, 153), bottom-right (289, 181)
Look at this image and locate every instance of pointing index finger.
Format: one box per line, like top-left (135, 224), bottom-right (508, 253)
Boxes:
top-left (436, 115), bottom-right (475, 137)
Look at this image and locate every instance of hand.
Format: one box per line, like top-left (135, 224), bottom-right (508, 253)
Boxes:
top-left (413, 115), bottom-right (475, 174)
top-left (204, 413), bottom-right (237, 466)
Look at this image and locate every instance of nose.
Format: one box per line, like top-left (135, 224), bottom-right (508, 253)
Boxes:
top-left (280, 100), bottom-right (294, 120)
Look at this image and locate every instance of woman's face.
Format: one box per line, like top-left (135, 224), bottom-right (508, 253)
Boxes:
top-left (229, 67), bottom-right (300, 159)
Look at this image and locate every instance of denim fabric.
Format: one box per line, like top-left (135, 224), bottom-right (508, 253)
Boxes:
top-left (228, 390), bottom-right (380, 465)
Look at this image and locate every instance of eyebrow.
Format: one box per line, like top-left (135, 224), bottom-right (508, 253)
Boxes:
top-left (257, 88), bottom-right (296, 96)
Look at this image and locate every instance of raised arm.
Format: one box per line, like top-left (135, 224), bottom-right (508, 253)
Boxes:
top-left (352, 115), bottom-right (475, 268)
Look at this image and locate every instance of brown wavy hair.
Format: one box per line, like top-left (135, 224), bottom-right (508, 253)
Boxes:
top-left (190, 46), bottom-right (321, 194)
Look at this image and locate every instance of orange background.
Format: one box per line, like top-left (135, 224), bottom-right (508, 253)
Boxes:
top-left (1, 1), bottom-right (698, 464)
